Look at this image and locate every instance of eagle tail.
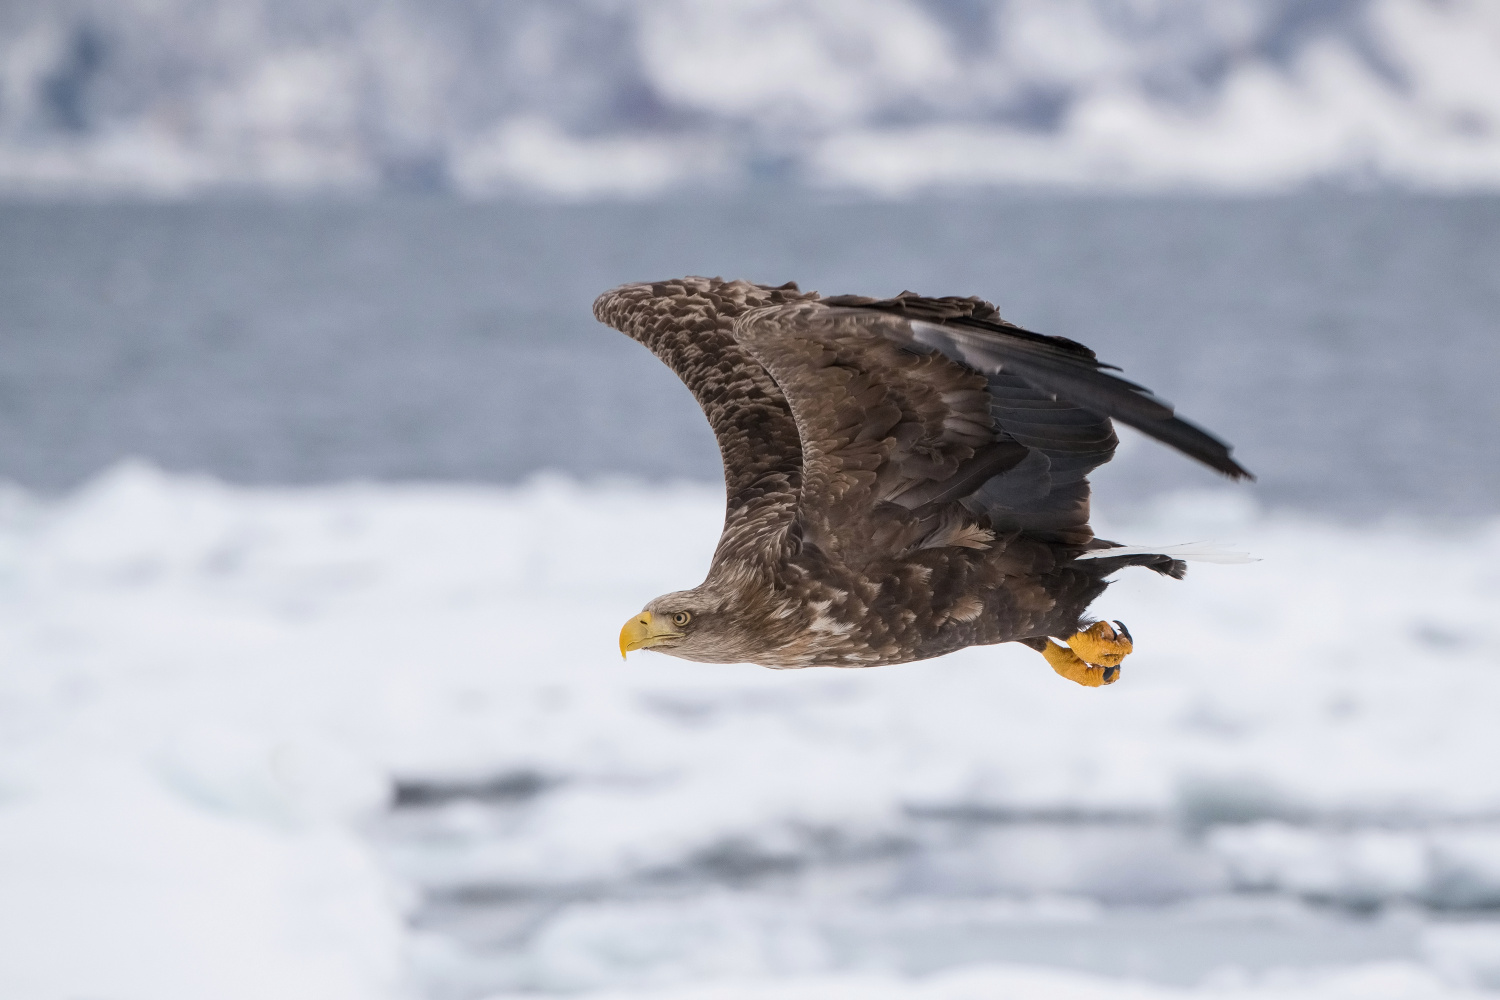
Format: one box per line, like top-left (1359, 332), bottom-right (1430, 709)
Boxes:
top-left (1071, 542), bottom-right (1257, 580)
top-left (1075, 542), bottom-right (1257, 564)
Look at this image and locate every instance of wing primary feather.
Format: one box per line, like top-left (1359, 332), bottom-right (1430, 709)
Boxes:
top-left (906, 320), bottom-right (1251, 480)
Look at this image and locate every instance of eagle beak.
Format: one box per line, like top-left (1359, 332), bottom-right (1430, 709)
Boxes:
top-left (618, 611), bottom-right (683, 658)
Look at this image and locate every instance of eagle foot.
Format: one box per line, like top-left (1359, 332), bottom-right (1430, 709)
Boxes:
top-left (1042, 620), bottom-right (1132, 687)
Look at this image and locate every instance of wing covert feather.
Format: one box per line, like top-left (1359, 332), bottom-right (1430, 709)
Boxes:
top-left (593, 278), bottom-right (817, 561)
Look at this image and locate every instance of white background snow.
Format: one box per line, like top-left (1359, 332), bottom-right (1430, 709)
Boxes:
top-left (3, 463), bottom-right (1500, 998)
top-left (2, 0), bottom-right (1500, 196)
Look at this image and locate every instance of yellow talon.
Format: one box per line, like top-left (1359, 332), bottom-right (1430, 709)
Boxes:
top-left (1041, 620), bottom-right (1132, 687)
top-left (1068, 620), bottom-right (1133, 667)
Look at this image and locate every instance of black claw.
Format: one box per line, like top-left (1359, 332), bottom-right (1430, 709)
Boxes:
top-left (1112, 620), bottom-right (1132, 643)
top-left (1103, 666), bottom-right (1120, 683)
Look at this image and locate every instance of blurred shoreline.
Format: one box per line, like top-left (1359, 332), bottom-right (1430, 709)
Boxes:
top-left (3, 1), bottom-right (1500, 198)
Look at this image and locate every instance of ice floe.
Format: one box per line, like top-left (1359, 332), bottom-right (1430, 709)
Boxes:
top-left (2, 463), bottom-right (1500, 997)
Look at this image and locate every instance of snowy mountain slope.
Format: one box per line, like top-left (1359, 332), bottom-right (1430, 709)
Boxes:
top-left (0, 0), bottom-right (1498, 196)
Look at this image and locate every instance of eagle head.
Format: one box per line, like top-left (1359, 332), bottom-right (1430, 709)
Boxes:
top-left (618, 586), bottom-right (775, 663)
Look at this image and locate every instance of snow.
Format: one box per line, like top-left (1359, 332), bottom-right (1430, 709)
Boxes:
top-left (4, 0), bottom-right (1500, 196)
top-left (482, 964), bottom-right (1488, 1000)
top-left (2, 463), bottom-right (1500, 998)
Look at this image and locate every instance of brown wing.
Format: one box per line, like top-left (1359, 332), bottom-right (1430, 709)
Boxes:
top-left (595, 278), bottom-right (1249, 574)
top-left (736, 293), bottom-right (1249, 560)
top-left (592, 278), bottom-right (818, 562)
top-left (822, 292), bottom-right (1250, 479)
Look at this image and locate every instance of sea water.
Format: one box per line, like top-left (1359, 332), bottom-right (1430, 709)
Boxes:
top-left (1, 195), bottom-right (1497, 515)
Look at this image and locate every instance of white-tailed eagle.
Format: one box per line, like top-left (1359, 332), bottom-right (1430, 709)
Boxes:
top-left (599, 277), bottom-right (1249, 686)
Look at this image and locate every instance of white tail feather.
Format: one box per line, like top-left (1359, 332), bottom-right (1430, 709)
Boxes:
top-left (1075, 542), bottom-right (1257, 565)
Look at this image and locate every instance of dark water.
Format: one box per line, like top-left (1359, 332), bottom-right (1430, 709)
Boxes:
top-left (1, 196), bottom-right (1497, 516)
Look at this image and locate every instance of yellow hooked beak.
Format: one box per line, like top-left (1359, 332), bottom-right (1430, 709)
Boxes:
top-left (618, 611), bottom-right (684, 659)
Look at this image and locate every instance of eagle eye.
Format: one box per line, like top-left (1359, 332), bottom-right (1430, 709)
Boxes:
top-left (672, 611), bottom-right (691, 627)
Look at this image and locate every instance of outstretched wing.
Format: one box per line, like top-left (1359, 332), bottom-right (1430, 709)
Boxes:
top-left (592, 278), bottom-right (817, 562)
top-left (595, 278), bottom-right (1249, 571)
top-left (736, 293), bottom-right (1248, 560)
top-left (821, 292), bottom-right (1249, 479)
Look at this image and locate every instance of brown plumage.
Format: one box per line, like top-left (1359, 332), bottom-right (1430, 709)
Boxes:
top-left (599, 277), bottom-right (1249, 679)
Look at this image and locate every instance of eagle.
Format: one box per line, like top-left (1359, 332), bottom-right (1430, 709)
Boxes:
top-left (599, 277), bottom-right (1249, 686)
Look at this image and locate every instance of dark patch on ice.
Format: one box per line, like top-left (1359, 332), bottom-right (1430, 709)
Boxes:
top-left (1176, 776), bottom-right (1311, 831)
top-left (392, 769), bottom-right (557, 808)
top-left (905, 803), bottom-right (1158, 825)
top-left (638, 693), bottom-right (720, 724)
top-left (1426, 852), bottom-right (1500, 911)
top-left (679, 839), bottom-right (804, 884)
top-left (424, 880), bottom-right (598, 907)
top-left (1413, 622), bottom-right (1469, 650)
top-left (640, 828), bottom-right (912, 890)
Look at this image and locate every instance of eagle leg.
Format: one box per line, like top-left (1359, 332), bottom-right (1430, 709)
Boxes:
top-left (1040, 621), bottom-right (1133, 687)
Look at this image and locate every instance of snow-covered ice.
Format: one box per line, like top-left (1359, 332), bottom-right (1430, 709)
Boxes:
top-left (480, 963), bottom-right (1495, 1000)
top-left (4, 1), bottom-right (1500, 196)
top-left (2, 463), bottom-right (1500, 998)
